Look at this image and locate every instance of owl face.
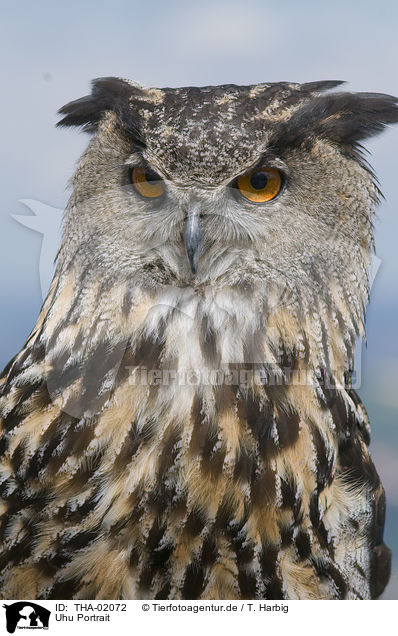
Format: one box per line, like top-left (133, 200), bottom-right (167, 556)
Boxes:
top-left (58, 79), bottom-right (397, 319)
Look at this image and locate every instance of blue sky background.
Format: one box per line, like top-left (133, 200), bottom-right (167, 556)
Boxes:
top-left (0, 0), bottom-right (397, 598)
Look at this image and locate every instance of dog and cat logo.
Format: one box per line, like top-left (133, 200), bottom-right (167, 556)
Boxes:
top-left (2, 603), bottom-right (50, 633)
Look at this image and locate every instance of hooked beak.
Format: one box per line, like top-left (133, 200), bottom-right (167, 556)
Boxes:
top-left (184, 203), bottom-right (202, 274)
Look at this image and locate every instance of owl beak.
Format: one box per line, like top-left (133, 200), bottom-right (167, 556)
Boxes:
top-left (184, 203), bottom-right (202, 274)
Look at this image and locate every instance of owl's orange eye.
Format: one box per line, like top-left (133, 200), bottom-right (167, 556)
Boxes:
top-left (131, 166), bottom-right (165, 198)
top-left (236, 167), bottom-right (282, 203)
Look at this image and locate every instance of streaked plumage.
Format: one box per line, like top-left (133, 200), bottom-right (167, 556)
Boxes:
top-left (0, 78), bottom-right (397, 599)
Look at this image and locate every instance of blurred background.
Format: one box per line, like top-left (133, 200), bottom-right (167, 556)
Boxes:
top-left (0, 0), bottom-right (397, 598)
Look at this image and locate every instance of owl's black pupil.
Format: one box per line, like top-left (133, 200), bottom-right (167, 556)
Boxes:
top-left (145, 169), bottom-right (158, 183)
top-left (250, 171), bottom-right (268, 190)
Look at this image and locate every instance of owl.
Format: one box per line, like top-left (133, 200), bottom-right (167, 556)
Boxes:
top-left (0, 78), bottom-right (397, 600)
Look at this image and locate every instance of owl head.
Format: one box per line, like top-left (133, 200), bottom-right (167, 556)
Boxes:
top-left (55, 78), bottom-right (398, 381)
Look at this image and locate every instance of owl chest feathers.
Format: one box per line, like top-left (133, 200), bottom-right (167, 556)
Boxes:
top-left (0, 277), bottom-right (380, 599)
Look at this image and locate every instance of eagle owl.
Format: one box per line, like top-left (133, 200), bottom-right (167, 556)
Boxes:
top-left (0, 78), bottom-right (397, 600)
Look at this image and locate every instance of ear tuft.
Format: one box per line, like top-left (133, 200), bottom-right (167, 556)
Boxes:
top-left (270, 89), bottom-right (398, 152)
top-left (57, 77), bottom-right (144, 143)
top-left (313, 92), bottom-right (398, 144)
